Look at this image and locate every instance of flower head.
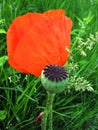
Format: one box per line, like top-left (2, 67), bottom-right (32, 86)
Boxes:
top-left (6, 10), bottom-right (72, 76)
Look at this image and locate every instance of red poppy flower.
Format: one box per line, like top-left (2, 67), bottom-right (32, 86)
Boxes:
top-left (6, 10), bottom-right (72, 76)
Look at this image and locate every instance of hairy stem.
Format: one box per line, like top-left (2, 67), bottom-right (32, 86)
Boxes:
top-left (41, 92), bottom-right (55, 130)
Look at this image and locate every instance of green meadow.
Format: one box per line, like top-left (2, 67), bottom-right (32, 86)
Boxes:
top-left (0, 0), bottom-right (98, 130)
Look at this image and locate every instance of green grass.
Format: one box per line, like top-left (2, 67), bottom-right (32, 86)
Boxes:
top-left (0, 0), bottom-right (98, 130)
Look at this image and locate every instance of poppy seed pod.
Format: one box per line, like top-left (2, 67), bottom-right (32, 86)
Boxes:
top-left (41, 64), bottom-right (68, 93)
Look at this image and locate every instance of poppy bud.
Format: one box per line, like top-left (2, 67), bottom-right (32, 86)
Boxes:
top-left (41, 64), bottom-right (68, 93)
top-left (36, 112), bottom-right (43, 125)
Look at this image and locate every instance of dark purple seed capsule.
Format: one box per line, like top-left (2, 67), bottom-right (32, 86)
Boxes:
top-left (43, 64), bottom-right (68, 82)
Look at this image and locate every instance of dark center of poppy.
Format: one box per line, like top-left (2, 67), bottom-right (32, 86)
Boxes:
top-left (43, 64), bottom-right (68, 82)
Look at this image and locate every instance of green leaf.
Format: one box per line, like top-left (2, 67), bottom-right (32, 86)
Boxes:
top-left (0, 110), bottom-right (7, 121)
top-left (0, 28), bottom-right (6, 34)
top-left (0, 56), bottom-right (8, 66)
top-left (0, 19), bottom-right (4, 24)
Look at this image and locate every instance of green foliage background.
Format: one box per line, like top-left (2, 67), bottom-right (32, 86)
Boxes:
top-left (0, 0), bottom-right (98, 130)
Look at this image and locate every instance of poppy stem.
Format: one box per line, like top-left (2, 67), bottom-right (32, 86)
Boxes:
top-left (41, 91), bottom-right (55, 130)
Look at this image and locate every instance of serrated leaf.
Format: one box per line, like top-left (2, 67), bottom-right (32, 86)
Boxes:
top-left (0, 56), bottom-right (8, 66)
top-left (0, 110), bottom-right (7, 121)
top-left (0, 28), bottom-right (6, 34)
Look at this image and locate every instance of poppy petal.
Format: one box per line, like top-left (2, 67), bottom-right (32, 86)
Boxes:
top-left (13, 11), bottom-right (72, 76)
top-left (6, 13), bottom-right (43, 73)
top-left (43, 9), bottom-right (65, 16)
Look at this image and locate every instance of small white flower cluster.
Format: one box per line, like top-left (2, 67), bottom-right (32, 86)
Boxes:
top-left (8, 74), bottom-right (21, 84)
top-left (66, 62), bottom-right (79, 73)
top-left (77, 32), bottom-right (98, 56)
top-left (67, 76), bottom-right (94, 92)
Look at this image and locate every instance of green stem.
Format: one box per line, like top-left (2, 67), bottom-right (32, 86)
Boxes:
top-left (48, 100), bottom-right (53, 130)
top-left (41, 92), bottom-right (55, 130)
